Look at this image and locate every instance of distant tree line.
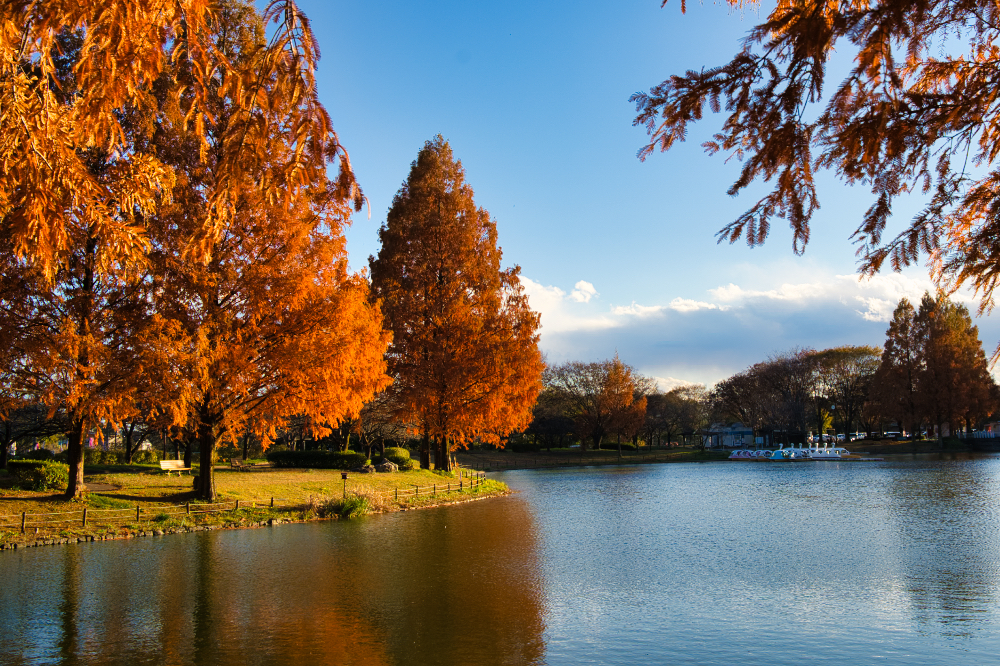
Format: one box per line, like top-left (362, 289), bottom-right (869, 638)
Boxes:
top-left (710, 293), bottom-right (998, 445)
top-left (519, 355), bottom-right (709, 454)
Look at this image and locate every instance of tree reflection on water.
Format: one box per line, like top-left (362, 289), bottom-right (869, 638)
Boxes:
top-left (1, 496), bottom-right (544, 666)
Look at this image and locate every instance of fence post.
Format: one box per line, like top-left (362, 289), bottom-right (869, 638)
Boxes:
top-left (136, 505), bottom-right (141, 522)
top-left (21, 511), bottom-right (26, 533)
top-left (235, 499), bottom-right (240, 511)
top-left (82, 508), bottom-right (87, 527)
top-left (186, 502), bottom-right (190, 515)
top-left (270, 497), bottom-right (274, 508)
top-left (433, 484), bottom-right (436, 496)
top-left (415, 485), bottom-right (419, 496)
top-left (395, 487), bottom-right (398, 501)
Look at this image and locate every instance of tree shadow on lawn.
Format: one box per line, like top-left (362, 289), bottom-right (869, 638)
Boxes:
top-left (95, 489), bottom-right (199, 504)
top-left (0, 493), bottom-right (66, 504)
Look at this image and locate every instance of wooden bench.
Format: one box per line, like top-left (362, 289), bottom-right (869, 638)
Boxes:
top-left (159, 460), bottom-right (192, 476)
top-left (230, 457), bottom-right (247, 471)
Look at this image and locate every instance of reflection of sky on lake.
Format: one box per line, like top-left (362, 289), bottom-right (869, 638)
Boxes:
top-left (498, 455), bottom-right (1000, 665)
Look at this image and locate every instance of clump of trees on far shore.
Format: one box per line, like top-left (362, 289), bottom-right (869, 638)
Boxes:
top-left (711, 293), bottom-right (999, 445)
top-left (520, 356), bottom-right (709, 454)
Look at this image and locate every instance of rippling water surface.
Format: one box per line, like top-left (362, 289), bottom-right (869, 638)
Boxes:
top-left (3, 455), bottom-right (1000, 665)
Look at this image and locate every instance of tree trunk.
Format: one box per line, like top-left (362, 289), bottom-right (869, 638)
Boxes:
top-left (0, 422), bottom-right (10, 469)
top-left (124, 427), bottom-right (133, 464)
top-left (64, 420), bottom-right (86, 499)
top-left (183, 439), bottom-right (193, 469)
top-left (420, 430), bottom-right (430, 469)
top-left (197, 417), bottom-right (216, 501)
top-left (65, 230), bottom-right (97, 500)
top-left (439, 435), bottom-right (452, 472)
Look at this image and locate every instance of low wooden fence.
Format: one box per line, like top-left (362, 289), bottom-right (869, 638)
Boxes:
top-left (1, 470), bottom-right (489, 535)
top-left (391, 470), bottom-right (487, 500)
top-left (0, 497), bottom-right (302, 535)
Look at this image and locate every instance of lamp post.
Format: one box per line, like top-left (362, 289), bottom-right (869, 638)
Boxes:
top-left (830, 403), bottom-right (836, 444)
top-left (341, 472), bottom-right (348, 498)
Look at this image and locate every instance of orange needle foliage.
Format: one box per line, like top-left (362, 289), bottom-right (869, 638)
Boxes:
top-left (634, 0), bottom-right (1000, 343)
top-left (370, 137), bottom-right (544, 471)
top-left (145, 1), bottom-right (390, 500)
top-left (546, 355), bottom-right (648, 452)
top-left (1, 0), bottom-right (386, 499)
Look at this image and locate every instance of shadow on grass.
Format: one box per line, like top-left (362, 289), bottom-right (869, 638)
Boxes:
top-left (96, 490), bottom-right (198, 504)
top-left (0, 493), bottom-right (66, 503)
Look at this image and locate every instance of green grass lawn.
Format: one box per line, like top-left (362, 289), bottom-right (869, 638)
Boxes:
top-left (0, 464), bottom-right (505, 546)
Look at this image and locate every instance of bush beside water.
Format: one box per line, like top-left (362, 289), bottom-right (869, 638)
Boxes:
top-left (266, 449), bottom-right (369, 469)
top-left (8, 460), bottom-right (69, 491)
top-left (319, 493), bottom-right (372, 519)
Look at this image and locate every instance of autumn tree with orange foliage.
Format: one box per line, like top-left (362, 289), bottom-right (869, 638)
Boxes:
top-left (0, 20), bottom-right (179, 496)
top-left (0, 0), bottom-right (388, 498)
top-left (633, 0), bottom-right (1000, 347)
top-left (369, 136), bottom-right (543, 472)
top-left (144, 1), bottom-right (390, 500)
top-left (547, 355), bottom-right (649, 453)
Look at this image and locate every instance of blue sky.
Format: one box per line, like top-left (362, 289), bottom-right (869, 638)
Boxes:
top-left (296, 0), bottom-right (1000, 388)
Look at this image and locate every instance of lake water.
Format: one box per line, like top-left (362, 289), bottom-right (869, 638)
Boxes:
top-left (3, 455), bottom-right (1000, 665)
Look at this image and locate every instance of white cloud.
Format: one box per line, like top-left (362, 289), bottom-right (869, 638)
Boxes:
top-left (520, 270), bottom-right (1000, 389)
top-left (520, 276), bottom-right (618, 333)
top-left (611, 302), bottom-right (666, 317)
top-left (652, 376), bottom-right (701, 392)
top-left (668, 297), bottom-right (728, 313)
top-left (710, 281), bottom-right (832, 304)
top-left (570, 280), bottom-right (598, 303)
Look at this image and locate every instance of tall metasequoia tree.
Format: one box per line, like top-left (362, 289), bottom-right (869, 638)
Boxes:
top-left (2, 0), bottom-right (382, 499)
top-left (0, 23), bottom-right (175, 497)
top-left (633, 0), bottom-right (1000, 347)
top-left (873, 300), bottom-right (922, 434)
top-left (913, 293), bottom-right (996, 436)
top-left (369, 136), bottom-right (544, 472)
top-left (146, 1), bottom-right (390, 500)
top-left (875, 293), bottom-right (996, 437)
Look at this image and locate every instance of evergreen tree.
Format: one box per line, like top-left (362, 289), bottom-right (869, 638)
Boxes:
top-left (873, 299), bottom-right (922, 436)
top-left (875, 293), bottom-right (996, 438)
top-left (914, 293), bottom-right (996, 436)
top-left (369, 136), bottom-right (544, 472)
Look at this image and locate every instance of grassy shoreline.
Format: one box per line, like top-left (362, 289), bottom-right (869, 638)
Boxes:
top-left (0, 466), bottom-right (508, 550)
top-left (455, 440), bottom-right (990, 472)
top-left (2, 441), bottom-right (984, 550)
top-left (456, 447), bottom-right (731, 471)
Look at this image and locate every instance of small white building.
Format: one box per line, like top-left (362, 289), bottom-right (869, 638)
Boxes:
top-left (701, 423), bottom-right (754, 449)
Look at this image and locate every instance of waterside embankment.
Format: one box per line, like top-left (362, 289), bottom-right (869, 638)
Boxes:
top-left (0, 466), bottom-right (507, 551)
